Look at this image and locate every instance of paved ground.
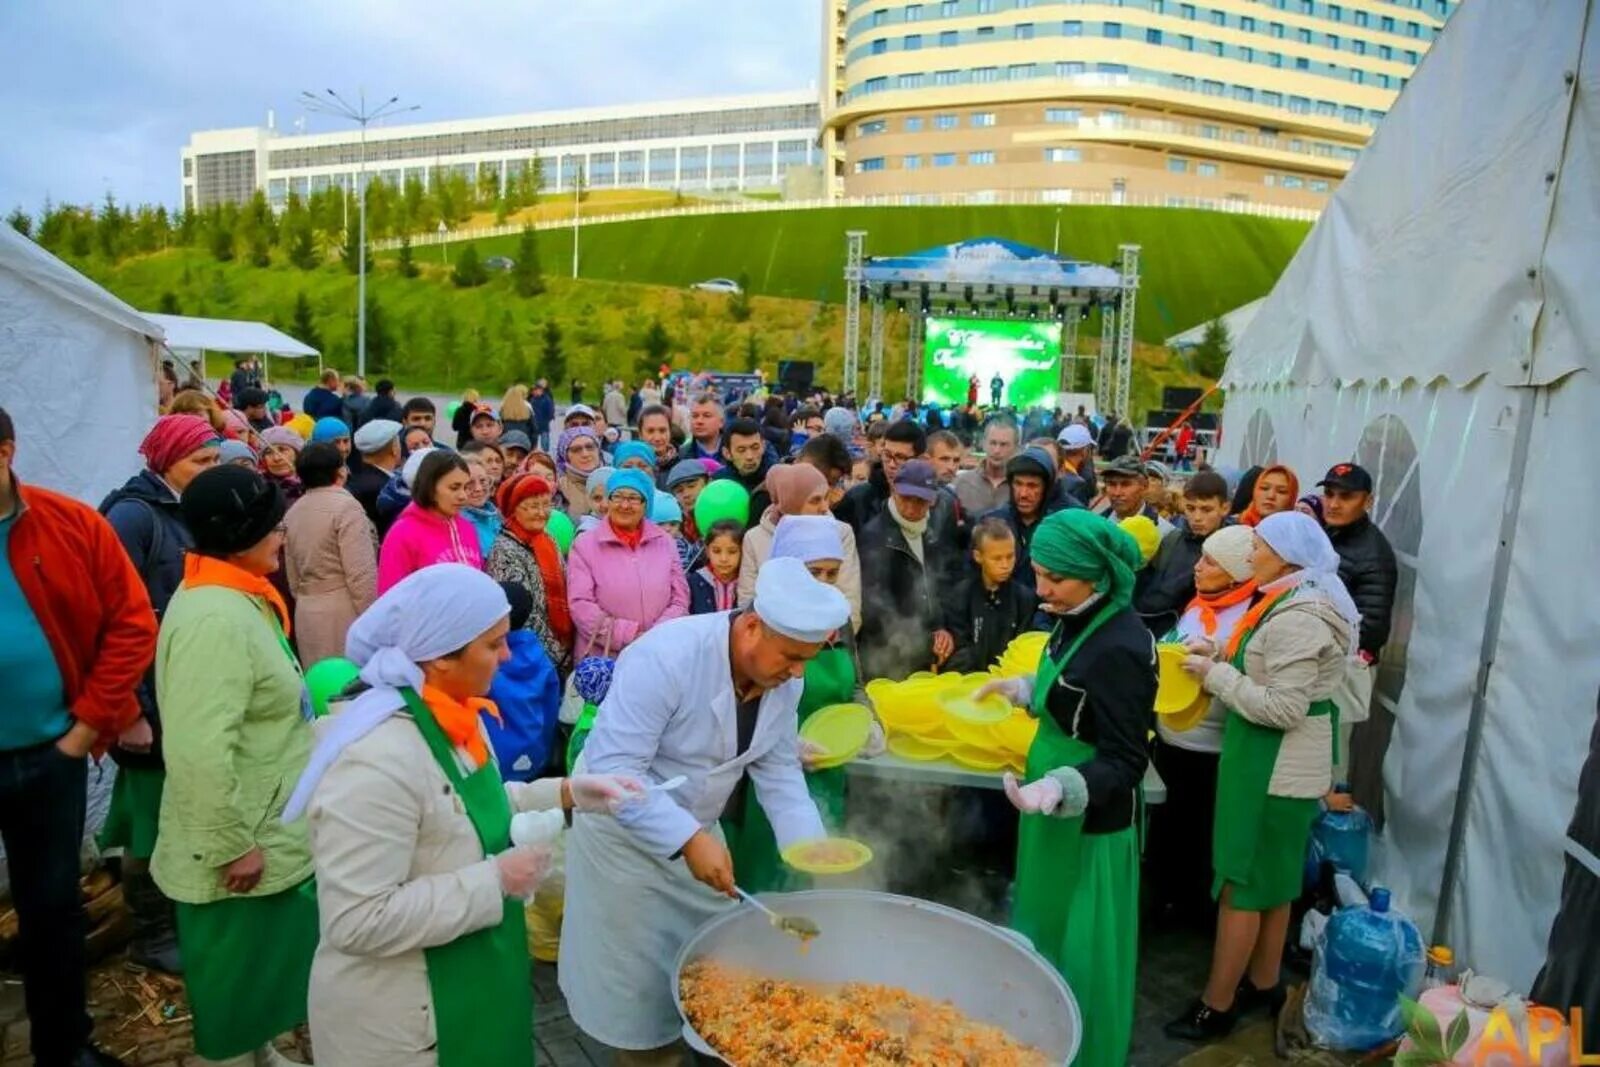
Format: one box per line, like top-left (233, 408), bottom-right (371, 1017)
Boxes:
top-left (0, 931), bottom-right (1348, 1066)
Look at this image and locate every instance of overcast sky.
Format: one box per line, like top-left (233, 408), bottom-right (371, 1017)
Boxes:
top-left (0, 1), bottom-right (821, 214)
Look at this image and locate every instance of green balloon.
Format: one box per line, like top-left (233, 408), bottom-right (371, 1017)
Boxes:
top-left (694, 479), bottom-right (749, 531)
top-left (305, 657), bottom-right (360, 718)
top-left (546, 508), bottom-right (576, 555)
top-left (446, 400), bottom-right (462, 419)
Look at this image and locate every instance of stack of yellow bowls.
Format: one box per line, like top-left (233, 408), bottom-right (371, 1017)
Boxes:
top-left (865, 671), bottom-right (1035, 774)
top-left (991, 631), bottom-right (1049, 679)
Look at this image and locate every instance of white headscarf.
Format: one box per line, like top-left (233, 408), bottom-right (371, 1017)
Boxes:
top-left (282, 564), bottom-right (510, 822)
top-left (401, 446), bottom-right (439, 490)
top-left (1255, 511), bottom-right (1362, 654)
top-left (769, 514), bottom-right (844, 564)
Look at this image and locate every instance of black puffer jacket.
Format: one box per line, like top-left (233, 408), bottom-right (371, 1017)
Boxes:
top-left (857, 504), bottom-right (962, 680)
top-left (101, 470), bottom-right (194, 769)
top-left (1134, 518), bottom-right (1217, 637)
top-left (1326, 514), bottom-right (1398, 657)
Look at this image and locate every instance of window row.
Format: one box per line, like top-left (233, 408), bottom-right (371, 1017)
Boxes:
top-left (855, 19), bottom-right (1420, 82)
top-left (852, 63), bottom-right (1390, 127)
top-left (859, 0), bottom-right (1444, 38)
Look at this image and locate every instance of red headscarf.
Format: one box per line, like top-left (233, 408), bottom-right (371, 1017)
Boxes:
top-left (1239, 464), bottom-right (1300, 527)
top-left (139, 414), bottom-right (220, 474)
top-left (496, 474), bottom-right (572, 646)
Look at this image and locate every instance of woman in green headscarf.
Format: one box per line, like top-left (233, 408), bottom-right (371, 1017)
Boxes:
top-left (978, 509), bottom-right (1156, 1067)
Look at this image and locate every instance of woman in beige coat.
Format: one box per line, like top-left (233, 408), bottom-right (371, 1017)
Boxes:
top-left (284, 565), bottom-right (644, 1066)
top-left (284, 443), bottom-right (378, 664)
top-left (738, 462), bottom-right (862, 631)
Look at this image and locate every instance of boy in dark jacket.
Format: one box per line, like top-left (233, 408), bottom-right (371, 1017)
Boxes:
top-left (946, 517), bottom-right (1038, 673)
top-left (1134, 470), bottom-right (1231, 637)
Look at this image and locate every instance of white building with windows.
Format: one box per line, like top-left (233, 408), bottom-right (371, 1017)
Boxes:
top-left (180, 91), bottom-right (822, 212)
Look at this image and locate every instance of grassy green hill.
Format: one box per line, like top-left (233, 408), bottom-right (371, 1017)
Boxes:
top-left (404, 204), bottom-right (1309, 344)
top-left (84, 203), bottom-right (1306, 412)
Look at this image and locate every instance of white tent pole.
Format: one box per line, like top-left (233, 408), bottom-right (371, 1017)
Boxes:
top-left (1432, 386), bottom-right (1538, 945)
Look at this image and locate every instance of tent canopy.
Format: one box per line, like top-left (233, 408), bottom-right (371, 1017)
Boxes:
top-left (0, 224), bottom-right (161, 343)
top-left (144, 313), bottom-right (319, 359)
top-left (862, 236), bottom-right (1123, 291)
top-left (1219, 0), bottom-right (1600, 989)
top-left (1165, 297), bottom-right (1263, 350)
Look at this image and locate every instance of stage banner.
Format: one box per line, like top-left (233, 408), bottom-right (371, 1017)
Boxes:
top-left (922, 317), bottom-right (1062, 409)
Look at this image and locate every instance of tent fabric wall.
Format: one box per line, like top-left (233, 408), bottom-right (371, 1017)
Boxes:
top-left (0, 254), bottom-right (160, 505)
top-left (1219, 0), bottom-right (1599, 987)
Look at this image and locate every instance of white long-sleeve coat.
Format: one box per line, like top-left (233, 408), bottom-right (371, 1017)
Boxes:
top-left (561, 610), bottom-right (826, 1051)
top-left (580, 609), bottom-right (826, 855)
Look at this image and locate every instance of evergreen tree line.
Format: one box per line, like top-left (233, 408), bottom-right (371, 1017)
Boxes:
top-left (6, 158), bottom-right (547, 269)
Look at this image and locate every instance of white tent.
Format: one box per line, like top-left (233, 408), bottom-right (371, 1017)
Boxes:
top-left (143, 311), bottom-right (321, 384)
top-left (1220, 0), bottom-right (1599, 988)
top-left (1164, 297), bottom-right (1264, 351)
top-left (0, 224), bottom-right (163, 504)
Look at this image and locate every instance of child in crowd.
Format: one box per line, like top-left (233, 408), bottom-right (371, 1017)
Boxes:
top-left (576, 466), bottom-right (615, 535)
top-left (945, 517), bottom-right (1039, 673)
top-left (688, 519), bottom-right (742, 614)
top-left (652, 491), bottom-right (698, 573)
top-left (666, 458), bottom-right (709, 550)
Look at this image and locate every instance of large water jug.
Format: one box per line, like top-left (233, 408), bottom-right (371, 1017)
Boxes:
top-left (1304, 887), bottom-right (1426, 1051)
top-left (1306, 784), bottom-right (1373, 888)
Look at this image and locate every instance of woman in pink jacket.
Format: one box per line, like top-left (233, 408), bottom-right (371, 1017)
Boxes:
top-left (566, 468), bottom-right (689, 657)
top-left (376, 451), bottom-right (483, 594)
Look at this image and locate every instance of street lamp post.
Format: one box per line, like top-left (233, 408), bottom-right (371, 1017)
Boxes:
top-left (301, 89), bottom-right (418, 379)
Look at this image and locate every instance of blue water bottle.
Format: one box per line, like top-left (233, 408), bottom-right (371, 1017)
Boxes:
top-left (1303, 887), bottom-right (1426, 1051)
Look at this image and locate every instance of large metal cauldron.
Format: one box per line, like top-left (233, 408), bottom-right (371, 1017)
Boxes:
top-left (672, 889), bottom-right (1081, 1064)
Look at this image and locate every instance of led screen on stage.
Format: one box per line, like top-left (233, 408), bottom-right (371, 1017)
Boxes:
top-left (922, 317), bottom-right (1062, 410)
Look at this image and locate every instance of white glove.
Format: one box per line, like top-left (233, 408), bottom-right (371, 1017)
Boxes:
top-left (1182, 655), bottom-right (1217, 681)
top-left (798, 738), bottom-right (829, 772)
top-left (568, 773), bottom-right (648, 814)
top-left (976, 674), bottom-right (1035, 708)
top-left (495, 844), bottom-right (554, 902)
top-left (509, 809), bottom-right (565, 848)
top-left (1182, 635), bottom-right (1219, 658)
top-left (1003, 767), bottom-right (1090, 819)
top-left (1003, 772), bottom-right (1063, 815)
top-left (860, 718), bottom-right (887, 759)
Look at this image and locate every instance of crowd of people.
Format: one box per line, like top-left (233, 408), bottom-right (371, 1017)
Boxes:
top-left (0, 357), bottom-right (1405, 1066)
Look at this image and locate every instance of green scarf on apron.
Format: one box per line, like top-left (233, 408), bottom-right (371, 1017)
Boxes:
top-left (1210, 595), bottom-right (1337, 911)
top-left (1011, 611), bottom-right (1141, 1067)
top-left (722, 642), bottom-right (856, 892)
top-left (403, 688), bottom-right (535, 1067)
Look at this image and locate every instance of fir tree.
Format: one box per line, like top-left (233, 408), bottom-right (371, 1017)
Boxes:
top-left (290, 292), bottom-right (322, 352)
top-left (512, 226), bottom-right (545, 297)
top-left (396, 233), bottom-right (418, 278)
top-left (451, 244), bottom-right (488, 288)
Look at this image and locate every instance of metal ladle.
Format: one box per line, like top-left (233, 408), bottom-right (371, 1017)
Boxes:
top-left (734, 887), bottom-right (821, 942)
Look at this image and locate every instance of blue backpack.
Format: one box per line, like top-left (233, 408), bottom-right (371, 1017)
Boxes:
top-left (483, 630), bottom-right (562, 782)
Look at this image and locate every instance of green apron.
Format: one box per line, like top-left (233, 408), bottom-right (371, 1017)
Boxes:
top-left (722, 642), bottom-right (856, 893)
top-left (403, 689), bottom-right (535, 1067)
top-left (1011, 623), bottom-right (1140, 1067)
top-left (1210, 597), bottom-right (1337, 911)
top-left (98, 765), bottom-right (165, 860)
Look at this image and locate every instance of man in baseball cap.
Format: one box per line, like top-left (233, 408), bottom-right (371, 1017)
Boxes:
top-left (1056, 423), bottom-right (1096, 506)
top-left (1317, 463), bottom-right (1395, 663)
top-left (858, 458), bottom-right (960, 678)
top-left (1095, 455), bottom-right (1171, 534)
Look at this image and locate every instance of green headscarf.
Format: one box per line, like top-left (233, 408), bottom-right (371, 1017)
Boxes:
top-left (1030, 509), bottom-right (1143, 613)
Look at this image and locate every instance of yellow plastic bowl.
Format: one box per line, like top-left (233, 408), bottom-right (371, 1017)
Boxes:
top-left (939, 689), bottom-right (1014, 726)
top-left (1155, 643), bottom-right (1203, 715)
top-left (992, 713), bottom-right (1041, 757)
top-left (782, 837), bottom-right (874, 875)
top-left (888, 733), bottom-right (957, 761)
top-left (866, 679), bottom-right (943, 734)
top-left (992, 631), bottom-right (1050, 676)
top-left (799, 703), bottom-right (873, 769)
top-left (1163, 692), bottom-right (1212, 733)
top-left (949, 746), bottom-right (1011, 772)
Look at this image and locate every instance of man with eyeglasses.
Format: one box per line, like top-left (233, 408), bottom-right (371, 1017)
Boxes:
top-left (833, 418), bottom-right (924, 535)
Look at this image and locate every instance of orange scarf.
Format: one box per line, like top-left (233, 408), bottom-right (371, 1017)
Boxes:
top-left (1223, 587), bottom-right (1293, 661)
top-left (1187, 580), bottom-right (1258, 637)
top-left (420, 684), bottom-right (502, 768)
top-left (182, 554), bottom-right (292, 637)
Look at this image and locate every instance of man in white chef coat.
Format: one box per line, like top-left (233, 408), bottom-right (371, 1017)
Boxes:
top-left (561, 556), bottom-right (852, 1065)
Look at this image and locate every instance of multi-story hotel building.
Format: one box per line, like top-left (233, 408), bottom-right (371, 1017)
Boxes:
top-left (180, 91), bottom-right (823, 211)
top-left (821, 0), bottom-right (1457, 209)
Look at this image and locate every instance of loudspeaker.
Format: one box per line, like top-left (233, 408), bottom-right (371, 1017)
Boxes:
top-left (778, 360), bottom-right (815, 392)
top-left (1162, 386), bottom-right (1204, 410)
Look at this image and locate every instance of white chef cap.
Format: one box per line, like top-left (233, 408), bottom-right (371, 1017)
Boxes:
top-left (752, 555), bottom-right (850, 643)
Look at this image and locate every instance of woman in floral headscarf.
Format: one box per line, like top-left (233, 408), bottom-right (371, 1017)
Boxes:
top-left (553, 425), bottom-right (604, 521)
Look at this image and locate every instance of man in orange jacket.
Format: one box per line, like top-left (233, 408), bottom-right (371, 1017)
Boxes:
top-left (0, 406), bottom-right (157, 1067)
